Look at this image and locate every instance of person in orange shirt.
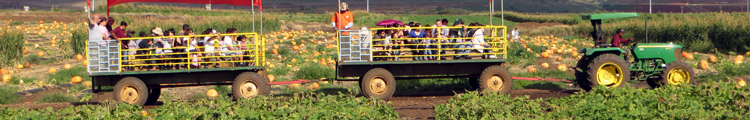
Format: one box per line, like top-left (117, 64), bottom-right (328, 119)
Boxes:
top-left (331, 2), bottom-right (353, 35)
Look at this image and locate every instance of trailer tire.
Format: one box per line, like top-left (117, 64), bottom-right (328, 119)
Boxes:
top-left (360, 68), bottom-right (396, 100)
top-left (584, 53), bottom-right (630, 91)
top-left (232, 72), bottom-right (270, 100)
top-left (145, 88), bottom-right (161, 105)
top-left (479, 65), bottom-right (512, 94)
top-left (113, 77), bottom-right (149, 106)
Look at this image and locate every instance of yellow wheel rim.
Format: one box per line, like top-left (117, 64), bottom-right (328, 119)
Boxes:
top-left (487, 76), bottom-right (504, 91)
top-left (120, 86), bottom-right (140, 104)
top-left (369, 77), bottom-right (387, 95)
top-left (667, 68), bottom-right (689, 85)
top-left (597, 63), bottom-right (623, 87)
top-left (239, 81), bottom-right (259, 98)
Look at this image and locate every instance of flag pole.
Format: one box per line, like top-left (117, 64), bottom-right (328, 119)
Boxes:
top-left (252, 0), bottom-right (256, 33)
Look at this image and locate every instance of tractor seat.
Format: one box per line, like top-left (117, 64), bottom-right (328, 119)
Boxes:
top-left (599, 44), bottom-right (612, 48)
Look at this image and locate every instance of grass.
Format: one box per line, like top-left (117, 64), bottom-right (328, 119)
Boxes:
top-left (47, 66), bottom-right (90, 85)
top-left (209, 85), bottom-right (231, 97)
top-left (293, 64), bottom-right (334, 80)
top-left (267, 66), bottom-right (291, 77)
top-left (0, 86), bottom-right (21, 104)
top-left (37, 92), bottom-right (77, 103)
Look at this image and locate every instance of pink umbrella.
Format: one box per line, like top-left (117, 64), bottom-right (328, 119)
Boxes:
top-left (376, 19), bottom-right (404, 26)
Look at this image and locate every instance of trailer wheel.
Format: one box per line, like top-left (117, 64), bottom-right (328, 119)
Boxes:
top-left (478, 65), bottom-right (512, 94)
top-left (360, 68), bottom-right (396, 100)
top-left (584, 53), bottom-right (630, 91)
top-left (145, 88), bottom-right (161, 105)
top-left (659, 61), bottom-right (695, 86)
top-left (114, 77), bottom-right (149, 106)
top-left (233, 72), bottom-right (270, 100)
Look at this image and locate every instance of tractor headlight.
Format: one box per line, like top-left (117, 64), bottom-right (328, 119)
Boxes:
top-left (661, 64), bottom-right (667, 68)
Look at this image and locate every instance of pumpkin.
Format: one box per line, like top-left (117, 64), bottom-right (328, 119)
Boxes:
top-left (685, 54), bottom-right (694, 60)
top-left (64, 64), bottom-right (72, 69)
top-left (48, 68), bottom-right (57, 73)
top-left (2, 75), bottom-right (10, 83)
top-left (267, 74), bottom-right (276, 82)
top-left (291, 58), bottom-right (297, 63)
top-left (735, 60), bottom-right (743, 65)
top-left (76, 54), bottom-right (84, 61)
top-left (709, 55), bottom-right (718, 63)
top-left (141, 111), bottom-right (148, 116)
top-left (0, 69), bottom-right (7, 74)
top-left (557, 57), bottom-right (563, 61)
top-left (16, 64), bottom-right (23, 69)
top-left (23, 47), bottom-right (28, 54)
top-left (82, 60), bottom-right (88, 66)
top-left (272, 45), bottom-right (279, 49)
top-left (206, 89), bottom-right (219, 98)
top-left (528, 67), bottom-right (537, 73)
top-left (735, 55), bottom-right (745, 61)
top-left (746, 52), bottom-right (750, 56)
top-left (681, 52), bottom-right (688, 57)
top-left (699, 60), bottom-right (709, 70)
top-left (37, 51), bottom-right (45, 56)
top-left (291, 41), bottom-right (297, 45)
top-left (24, 62), bottom-right (30, 68)
top-left (735, 79), bottom-right (746, 87)
top-left (289, 83), bottom-right (302, 90)
top-left (292, 46), bottom-right (300, 51)
top-left (71, 76), bottom-right (83, 83)
top-left (556, 49), bottom-right (563, 54)
top-left (558, 64), bottom-right (568, 71)
top-left (308, 83), bottom-right (320, 90)
top-left (541, 52), bottom-right (549, 58)
top-left (571, 52), bottom-right (579, 57)
top-left (272, 49), bottom-right (279, 54)
top-left (541, 63), bottom-right (550, 68)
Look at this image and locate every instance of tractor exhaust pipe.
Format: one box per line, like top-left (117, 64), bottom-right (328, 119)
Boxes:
top-left (645, 18), bottom-right (649, 43)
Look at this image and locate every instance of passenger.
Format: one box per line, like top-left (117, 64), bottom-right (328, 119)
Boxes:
top-left (221, 28), bottom-right (238, 64)
top-left (183, 28), bottom-right (201, 68)
top-left (97, 18), bottom-right (110, 41)
top-left (203, 29), bottom-right (220, 68)
top-left (135, 32), bottom-right (149, 70)
top-left (170, 29), bottom-right (186, 69)
top-left (471, 24), bottom-right (498, 59)
top-left (236, 35), bottom-right (249, 66)
top-left (450, 19), bottom-right (469, 59)
top-left (149, 27), bottom-right (164, 70)
top-left (146, 39), bottom-right (158, 71)
top-left (178, 24), bottom-right (190, 35)
top-left (105, 17), bottom-right (115, 32)
top-left (408, 23), bottom-right (425, 60)
top-left (372, 30), bottom-right (386, 61)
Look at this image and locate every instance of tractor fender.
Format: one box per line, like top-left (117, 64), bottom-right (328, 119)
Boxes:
top-left (579, 47), bottom-right (627, 56)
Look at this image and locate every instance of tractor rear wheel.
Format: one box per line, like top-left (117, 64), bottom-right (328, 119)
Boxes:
top-left (575, 56), bottom-right (591, 90)
top-left (583, 54), bottom-right (630, 91)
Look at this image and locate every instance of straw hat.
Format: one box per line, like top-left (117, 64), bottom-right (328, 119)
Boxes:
top-left (340, 3), bottom-right (348, 11)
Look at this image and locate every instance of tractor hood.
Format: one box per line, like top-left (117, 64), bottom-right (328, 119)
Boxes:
top-left (634, 43), bottom-right (683, 49)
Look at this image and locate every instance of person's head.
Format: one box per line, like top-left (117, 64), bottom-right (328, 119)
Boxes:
top-left (186, 28), bottom-right (194, 35)
top-left (441, 19), bottom-right (449, 26)
top-left (226, 28), bottom-right (233, 34)
top-left (616, 28), bottom-right (626, 35)
top-left (138, 31), bottom-right (147, 37)
top-left (391, 23), bottom-right (399, 28)
top-left (435, 19), bottom-right (442, 26)
top-left (414, 23), bottom-right (421, 27)
top-left (119, 21), bottom-right (128, 29)
top-left (147, 39), bottom-right (154, 45)
top-left (202, 28), bottom-right (213, 35)
top-left (182, 24), bottom-right (190, 31)
top-left (166, 28), bottom-right (176, 36)
top-left (340, 2), bottom-right (348, 11)
top-left (107, 17), bottom-right (115, 25)
top-left (126, 30), bottom-right (135, 37)
top-left (92, 14), bottom-right (101, 23)
top-left (151, 27), bottom-right (163, 36)
top-left (98, 18), bottom-right (107, 26)
top-left (407, 22), bottom-right (414, 27)
top-left (237, 35), bottom-right (247, 42)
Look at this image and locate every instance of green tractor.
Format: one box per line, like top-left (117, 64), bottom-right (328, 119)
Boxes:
top-left (576, 13), bottom-right (695, 91)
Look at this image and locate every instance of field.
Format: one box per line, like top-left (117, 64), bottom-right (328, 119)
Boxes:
top-left (2, 4), bottom-right (750, 119)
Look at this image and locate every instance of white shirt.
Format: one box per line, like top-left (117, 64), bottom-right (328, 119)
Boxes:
top-left (511, 30), bottom-right (520, 39)
top-left (88, 25), bottom-right (104, 45)
top-left (222, 36), bottom-right (233, 51)
top-left (204, 37), bottom-right (215, 52)
top-left (161, 38), bottom-right (173, 53)
top-left (185, 37), bottom-right (197, 51)
top-left (472, 29), bottom-right (485, 49)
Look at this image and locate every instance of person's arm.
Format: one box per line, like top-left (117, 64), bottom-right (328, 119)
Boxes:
top-left (330, 13), bottom-right (338, 29)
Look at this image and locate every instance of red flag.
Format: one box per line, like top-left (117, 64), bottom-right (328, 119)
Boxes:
top-left (253, 0), bottom-right (262, 11)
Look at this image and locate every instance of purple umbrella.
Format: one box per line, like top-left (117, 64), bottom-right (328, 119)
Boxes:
top-left (376, 19), bottom-right (404, 26)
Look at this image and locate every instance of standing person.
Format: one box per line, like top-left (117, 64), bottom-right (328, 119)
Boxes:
top-left (111, 22), bottom-right (128, 63)
top-left (331, 2), bottom-right (353, 35)
top-left (88, 15), bottom-right (104, 46)
top-left (97, 18), bottom-right (110, 43)
top-left (511, 28), bottom-right (520, 42)
top-left (178, 24), bottom-right (190, 35)
top-left (106, 17), bottom-right (115, 32)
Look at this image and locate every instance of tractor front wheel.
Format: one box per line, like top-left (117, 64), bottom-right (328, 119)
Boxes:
top-left (656, 61), bottom-right (695, 87)
top-left (583, 54), bottom-right (631, 91)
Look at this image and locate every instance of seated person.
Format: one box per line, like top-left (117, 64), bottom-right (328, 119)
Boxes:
top-left (408, 23), bottom-right (426, 60)
top-left (470, 24), bottom-right (498, 59)
top-left (611, 28), bottom-right (633, 58)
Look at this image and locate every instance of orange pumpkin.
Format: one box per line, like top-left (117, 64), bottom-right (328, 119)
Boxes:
top-left (267, 74), bottom-right (276, 82)
top-left (557, 64), bottom-right (568, 71)
top-left (141, 111), bottom-right (148, 116)
top-left (64, 64), bottom-right (72, 69)
top-left (23, 47), bottom-right (28, 54)
top-left (308, 83), bottom-right (320, 90)
top-left (685, 54), bottom-right (694, 60)
top-left (541, 63), bottom-right (550, 68)
top-left (681, 52), bottom-right (688, 58)
top-left (76, 54), bottom-right (84, 61)
top-left (71, 76), bottom-right (83, 83)
top-left (272, 49), bottom-right (279, 54)
top-left (736, 79), bottom-right (746, 87)
top-left (2, 75), bottom-right (10, 83)
top-left (699, 60), bottom-right (709, 70)
top-left (82, 60), bottom-right (88, 67)
top-left (16, 64), bottom-right (23, 69)
top-left (24, 62), bottom-right (30, 68)
top-left (48, 68), bottom-right (57, 73)
top-left (735, 55), bottom-right (745, 61)
top-left (206, 89), bottom-right (219, 98)
top-left (709, 55), bottom-right (718, 63)
top-left (37, 51), bottom-right (45, 56)
top-left (735, 60), bottom-right (743, 65)
top-left (0, 69), bottom-right (7, 74)
top-left (292, 46), bottom-right (300, 51)
top-left (272, 45), bottom-right (279, 49)
top-left (528, 67), bottom-right (537, 73)
top-left (541, 52), bottom-right (549, 58)
top-left (557, 57), bottom-right (563, 61)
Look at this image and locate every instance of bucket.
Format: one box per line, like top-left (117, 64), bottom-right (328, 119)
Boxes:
top-left (24, 6), bottom-right (29, 12)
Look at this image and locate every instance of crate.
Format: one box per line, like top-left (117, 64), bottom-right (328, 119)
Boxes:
top-left (87, 40), bottom-right (121, 74)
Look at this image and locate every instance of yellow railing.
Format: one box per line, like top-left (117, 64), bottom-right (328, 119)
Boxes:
top-left (338, 26), bottom-right (507, 61)
top-left (111, 32), bottom-right (265, 71)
